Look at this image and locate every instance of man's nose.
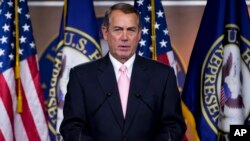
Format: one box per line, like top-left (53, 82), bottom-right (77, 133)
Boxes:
top-left (121, 31), bottom-right (128, 41)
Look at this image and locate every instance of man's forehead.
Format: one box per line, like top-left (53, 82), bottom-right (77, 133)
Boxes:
top-left (109, 25), bottom-right (137, 29)
top-left (110, 10), bottom-right (138, 18)
top-left (109, 13), bottom-right (139, 25)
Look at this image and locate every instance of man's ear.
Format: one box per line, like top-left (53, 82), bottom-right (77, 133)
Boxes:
top-left (101, 26), bottom-right (108, 40)
top-left (138, 28), bottom-right (142, 41)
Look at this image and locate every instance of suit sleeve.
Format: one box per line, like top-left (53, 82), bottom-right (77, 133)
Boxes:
top-left (60, 68), bottom-right (95, 141)
top-left (155, 68), bottom-right (187, 141)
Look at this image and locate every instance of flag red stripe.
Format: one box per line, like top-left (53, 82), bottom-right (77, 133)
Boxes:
top-left (157, 54), bottom-right (170, 65)
top-left (19, 82), bottom-right (41, 141)
top-left (0, 74), bottom-right (14, 139)
top-left (26, 56), bottom-right (46, 114)
top-left (0, 75), bottom-right (14, 121)
top-left (0, 130), bottom-right (5, 141)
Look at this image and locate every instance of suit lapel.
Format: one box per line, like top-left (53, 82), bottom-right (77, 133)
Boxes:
top-left (97, 55), bottom-right (124, 130)
top-left (124, 56), bottom-right (150, 132)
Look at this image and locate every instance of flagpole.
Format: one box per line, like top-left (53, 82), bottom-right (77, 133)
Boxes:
top-left (15, 0), bottom-right (22, 113)
top-left (151, 0), bottom-right (157, 60)
top-left (63, 0), bottom-right (67, 41)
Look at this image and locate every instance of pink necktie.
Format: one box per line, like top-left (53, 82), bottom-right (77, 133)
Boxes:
top-left (118, 65), bottom-right (130, 117)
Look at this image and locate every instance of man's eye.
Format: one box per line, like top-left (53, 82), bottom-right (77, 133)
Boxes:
top-left (113, 28), bottom-right (121, 32)
top-left (128, 28), bottom-right (136, 32)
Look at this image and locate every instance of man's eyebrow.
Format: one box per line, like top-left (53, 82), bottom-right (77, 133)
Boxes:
top-left (127, 27), bottom-right (137, 30)
top-left (112, 26), bottom-right (123, 29)
top-left (112, 26), bottom-right (137, 29)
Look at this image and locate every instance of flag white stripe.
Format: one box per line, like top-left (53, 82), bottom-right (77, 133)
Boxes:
top-left (0, 99), bottom-right (13, 141)
top-left (167, 51), bottom-right (177, 75)
top-left (20, 60), bottom-right (49, 141)
top-left (167, 50), bottom-right (175, 67)
top-left (14, 115), bottom-right (29, 141)
top-left (3, 69), bottom-right (17, 116)
top-left (2, 68), bottom-right (15, 141)
top-left (3, 69), bottom-right (29, 141)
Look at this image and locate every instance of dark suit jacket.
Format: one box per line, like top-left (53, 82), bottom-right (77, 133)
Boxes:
top-left (60, 54), bottom-right (186, 141)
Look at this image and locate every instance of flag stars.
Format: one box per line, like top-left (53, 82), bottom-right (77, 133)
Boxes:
top-left (22, 23), bottom-right (30, 31)
top-left (139, 39), bottom-right (146, 47)
top-left (0, 62), bottom-right (3, 68)
top-left (25, 14), bottom-right (30, 19)
top-left (0, 36), bottom-right (8, 44)
top-left (142, 27), bottom-right (149, 35)
top-left (20, 0), bottom-right (25, 2)
top-left (144, 16), bottom-right (150, 23)
top-left (0, 49), bottom-right (5, 56)
top-left (18, 7), bottom-right (22, 14)
top-left (147, 5), bottom-right (151, 11)
top-left (2, 24), bottom-right (10, 32)
top-left (8, 1), bottom-right (14, 7)
top-left (11, 42), bottom-right (14, 48)
top-left (9, 53), bottom-right (14, 60)
top-left (135, 1), bottom-right (172, 60)
top-left (19, 48), bottom-right (24, 55)
top-left (156, 10), bottom-right (164, 18)
top-left (137, 0), bottom-right (143, 6)
top-left (5, 11), bottom-right (12, 19)
top-left (155, 22), bottom-right (160, 29)
top-left (30, 42), bottom-right (35, 48)
top-left (149, 46), bottom-right (153, 52)
top-left (138, 51), bottom-right (144, 56)
top-left (160, 39), bottom-right (167, 48)
top-left (163, 29), bottom-right (169, 35)
top-left (19, 36), bottom-right (26, 43)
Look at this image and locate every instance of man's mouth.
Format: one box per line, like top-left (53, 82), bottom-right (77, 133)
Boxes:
top-left (119, 45), bottom-right (129, 48)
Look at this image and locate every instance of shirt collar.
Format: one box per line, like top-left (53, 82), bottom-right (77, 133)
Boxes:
top-left (109, 53), bottom-right (135, 80)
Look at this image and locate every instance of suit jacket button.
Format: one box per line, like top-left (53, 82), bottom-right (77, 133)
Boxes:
top-left (106, 92), bottom-right (112, 96)
top-left (135, 93), bottom-right (141, 98)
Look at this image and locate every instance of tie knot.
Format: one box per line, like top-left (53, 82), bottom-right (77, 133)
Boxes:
top-left (119, 65), bottom-right (127, 73)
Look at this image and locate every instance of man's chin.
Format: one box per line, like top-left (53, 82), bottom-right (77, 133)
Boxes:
top-left (117, 55), bottom-right (130, 63)
top-left (117, 52), bottom-right (130, 58)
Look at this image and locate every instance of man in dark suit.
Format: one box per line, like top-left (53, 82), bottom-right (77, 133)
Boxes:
top-left (60, 3), bottom-right (186, 141)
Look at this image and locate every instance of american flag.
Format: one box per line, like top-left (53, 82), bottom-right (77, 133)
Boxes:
top-left (134, 0), bottom-right (177, 73)
top-left (0, 0), bottom-right (49, 141)
top-left (134, 1), bottom-right (187, 140)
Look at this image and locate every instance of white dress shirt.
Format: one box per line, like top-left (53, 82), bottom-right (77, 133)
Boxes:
top-left (109, 53), bottom-right (135, 81)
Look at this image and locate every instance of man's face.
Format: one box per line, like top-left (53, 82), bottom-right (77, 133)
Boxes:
top-left (102, 10), bottom-right (141, 63)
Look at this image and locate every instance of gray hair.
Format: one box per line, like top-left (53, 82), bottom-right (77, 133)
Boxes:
top-left (102, 3), bottom-right (141, 28)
